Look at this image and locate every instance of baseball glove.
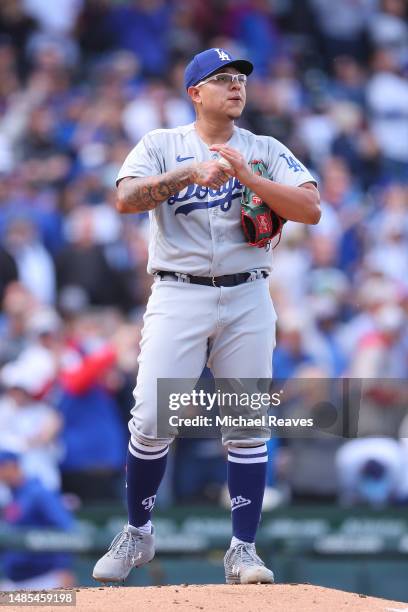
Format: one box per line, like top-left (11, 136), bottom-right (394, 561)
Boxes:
top-left (241, 160), bottom-right (286, 248)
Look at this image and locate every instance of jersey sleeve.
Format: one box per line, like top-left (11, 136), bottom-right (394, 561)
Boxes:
top-left (116, 133), bottom-right (163, 185)
top-left (266, 138), bottom-right (317, 188)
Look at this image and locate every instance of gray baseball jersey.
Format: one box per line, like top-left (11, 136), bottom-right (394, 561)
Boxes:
top-left (117, 122), bottom-right (316, 276)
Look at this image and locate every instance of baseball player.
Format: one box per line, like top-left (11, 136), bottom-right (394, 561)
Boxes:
top-left (93, 48), bottom-right (320, 585)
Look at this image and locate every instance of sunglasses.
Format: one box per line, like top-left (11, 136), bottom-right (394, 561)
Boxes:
top-left (195, 73), bottom-right (248, 87)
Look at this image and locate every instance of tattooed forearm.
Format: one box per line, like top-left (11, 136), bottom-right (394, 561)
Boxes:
top-left (117, 166), bottom-right (195, 213)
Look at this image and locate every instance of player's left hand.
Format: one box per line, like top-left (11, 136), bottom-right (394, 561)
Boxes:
top-left (210, 144), bottom-right (253, 185)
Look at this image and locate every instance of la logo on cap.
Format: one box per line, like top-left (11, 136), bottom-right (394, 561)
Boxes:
top-left (215, 48), bottom-right (231, 61)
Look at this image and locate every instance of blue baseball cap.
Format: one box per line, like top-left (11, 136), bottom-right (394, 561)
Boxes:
top-left (0, 450), bottom-right (20, 464)
top-left (184, 48), bottom-right (253, 90)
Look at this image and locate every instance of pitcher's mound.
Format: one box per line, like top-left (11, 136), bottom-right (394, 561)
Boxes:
top-left (7, 584), bottom-right (407, 612)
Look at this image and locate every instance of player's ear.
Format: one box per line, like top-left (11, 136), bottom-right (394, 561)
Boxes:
top-left (188, 86), bottom-right (202, 105)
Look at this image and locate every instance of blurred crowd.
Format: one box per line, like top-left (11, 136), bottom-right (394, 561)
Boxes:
top-left (0, 0), bottom-right (408, 586)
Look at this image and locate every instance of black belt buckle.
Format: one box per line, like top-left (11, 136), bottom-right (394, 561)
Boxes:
top-left (212, 276), bottom-right (219, 287)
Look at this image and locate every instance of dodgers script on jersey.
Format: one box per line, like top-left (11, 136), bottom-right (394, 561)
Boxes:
top-left (117, 123), bottom-right (316, 276)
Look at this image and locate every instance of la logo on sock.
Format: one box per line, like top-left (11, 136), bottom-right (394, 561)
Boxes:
top-left (231, 495), bottom-right (252, 511)
top-left (142, 495), bottom-right (157, 511)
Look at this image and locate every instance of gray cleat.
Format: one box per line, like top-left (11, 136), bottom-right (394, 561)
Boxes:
top-left (224, 542), bottom-right (274, 585)
top-left (92, 524), bottom-right (155, 583)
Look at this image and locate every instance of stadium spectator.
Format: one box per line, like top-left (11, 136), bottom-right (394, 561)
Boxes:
top-left (22, 0), bottom-right (83, 35)
top-left (309, 0), bottom-right (375, 65)
top-left (75, 0), bottom-right (116, 59)
top-left (56, 206), bottom-right (134, 311)
top-left (0, 1), bottom-right (39, 75)
top-left (221, 0), bottom-right (282, 76)
top-left (366, 48), bottom-right (408, 183)
top-left (347, 303), bottom-right (407, 438)
top-left (329, 56), bottom-right (367, 106)
top-left (0, 283), bottom-right (37, 367)
top-left (122, 81), bottom-right (193, 142)
top-left (272, 312), bottom-right (316, 379)
top-left (277, 368), bottom-right (344, 503)
top-left (368, 0), bottom-right (408, 60)
top-left (336, 438), bottom-right (407, 507)
top-left (108, 0), bottom-right (173, 77)
top-left (56, 311), bottom-right (129, 502)
top-left (0, 360), bottom-right (62, 491)
top-left (0, 449), bottom-right (75, 590)
top-left (3, 217), bottom-right (56, 304)
top-left (350, 304), bottom-right (407, 378)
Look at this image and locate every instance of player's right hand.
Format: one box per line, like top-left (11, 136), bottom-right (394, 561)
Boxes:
top-left (190, 160), bottom-right (233, 189)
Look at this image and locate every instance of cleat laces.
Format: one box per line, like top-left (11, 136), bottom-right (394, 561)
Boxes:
top-left (107, 527), bottom-right (142, 561)
top-left (232, 543), bottom-right (265, 573)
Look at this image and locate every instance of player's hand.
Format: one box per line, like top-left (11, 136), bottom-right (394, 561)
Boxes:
top-left (210, 144), bottom-right (253, 185)
top-left (190, 160), bottom-right (233, 189)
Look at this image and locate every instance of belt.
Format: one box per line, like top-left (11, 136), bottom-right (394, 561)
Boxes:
top-left (156, 271), bottom-right (268, 287)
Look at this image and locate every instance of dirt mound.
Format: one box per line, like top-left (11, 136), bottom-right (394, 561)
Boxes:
top-left (4, 584), bottom-right (407, 612)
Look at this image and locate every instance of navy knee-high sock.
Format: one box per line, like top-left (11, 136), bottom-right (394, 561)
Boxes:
top-left (126, 438), bottom-right (169, 528)
top-left (227, 444), bottom-right (268, 543)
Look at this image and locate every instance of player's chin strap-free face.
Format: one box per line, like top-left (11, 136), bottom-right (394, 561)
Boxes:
top-left (241, 160), bottom-right (286, 249)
